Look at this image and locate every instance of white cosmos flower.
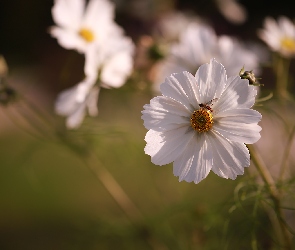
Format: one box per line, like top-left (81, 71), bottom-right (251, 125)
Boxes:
top-left (52, 0), bottom-right (135, 128)
top-left (142, 59), bottom-right (262, 184)
top-left (50, 0), bottom-right (118, 54)
top-left (153, 23), bottom-right (262, 92)
top-left (258, 16), bottom-right (295, 58)
top-left (154, 11), bottom-right (201, 43)
top-left (55, 77), bottom-right (99, 129)
top-left (84, 32), bottom-right (135, 88)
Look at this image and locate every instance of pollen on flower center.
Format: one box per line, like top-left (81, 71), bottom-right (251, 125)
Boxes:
top-left (280, 37), bottom-right (295, 51)
top-left (79, 28), bottom-right (95, 43)
top-left (190, 108), bottom-right (213, 133)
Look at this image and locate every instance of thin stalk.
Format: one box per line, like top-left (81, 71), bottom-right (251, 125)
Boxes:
top-left (279, 126), bottom-right (295, 182)
top-left (3, 106), bottom-right (44, 140)
top-left (274, 54), bottom-right (292, 101)
top-left (248, 144), bottom-right (292, 249)
top-left (14, 96), bottom-right (144, 223)
top-left (20, 96), bottom-right (56, 129)
top-left (82, 151), bottom-right (143, 221)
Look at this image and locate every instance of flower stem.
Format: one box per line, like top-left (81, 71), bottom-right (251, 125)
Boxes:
top-left (274, 54), bottom-right (292, 101)
top-left (248, 144), bottom-right (292, 249)
top-left (279, 126), bottom-right (295, 182)
top-left (82, 151), bottom-right (144, 221)
top-left (19, 96), bottom-right (144, 223)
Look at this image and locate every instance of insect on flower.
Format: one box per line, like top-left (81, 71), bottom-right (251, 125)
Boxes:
top-left (199, 98), bottom-right (218, 112)
top-left (239, 66), bottom-right (263, 86)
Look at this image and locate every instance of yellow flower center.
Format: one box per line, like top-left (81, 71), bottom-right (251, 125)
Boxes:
top-left (79, 28), bottom-right (95, 43)
top-left (190, 108), bottom-right (213, 133)
top-left (280, 37), bottom-right (295, 52)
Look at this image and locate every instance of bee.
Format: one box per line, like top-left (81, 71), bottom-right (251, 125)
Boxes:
top-left (239, 66), bottom-right (263, 86)
top-left (199, 98), bottom-right (218, 112)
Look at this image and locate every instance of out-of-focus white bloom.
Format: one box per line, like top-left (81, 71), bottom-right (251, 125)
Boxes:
top-left (153, 24), bottom-right (262, 92)
top-left (142, 59), bottom-right (261, 184)
top-left (258, 16), bottom-right (295, 58)
top-left (154, 11), bottom-right (201, 43)
top-left (84, 33), bottom-right (135, 88)
top-left (55, 77), bottom-right (99, 129)
top-left (52, 0), bottom-right (135, 128)
top-left (50, 0), bottom-right (117, 54)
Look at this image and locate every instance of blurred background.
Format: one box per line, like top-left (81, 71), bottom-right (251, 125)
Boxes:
top-left (0, 0), bottom-right (295, 249)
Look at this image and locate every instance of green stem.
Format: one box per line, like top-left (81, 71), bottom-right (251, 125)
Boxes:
top-left (279, 126), bottom-right (295, 182)
top-left (82, 151), bottom-right (143, 221)
top-left (274, 54), bottom-right (292, 101)
top-left (20, 97), bottom-right (144, 223)
top-left (248, 144), bottom-right (292, 249)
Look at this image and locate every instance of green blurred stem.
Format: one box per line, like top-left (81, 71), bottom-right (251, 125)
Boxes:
top-left (57, 137), bottom-right (144, 223)
top-left (274, 54), bottom-right (292, 100)
top-left (20, 97), bottom-right (143, 223)
top-left (248, 145), bottom-right (292, 249)
top-left (279, 126), bottom-right (295, 182)
top-left (82, 151), bottom-right (144, 222)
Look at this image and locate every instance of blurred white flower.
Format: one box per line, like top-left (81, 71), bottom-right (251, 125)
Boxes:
top-left (52, 0), bottom-right (135, 128)
top-left (84, 33), bottom-right (135, 88)
top-left (142, 59), bottom-right (261, 184)
top-left (258, 16), bottom-right (295, 58)
top-left (50, 0), bottom-right (117, 54)
top-left (153, 23), bottom-right (262, 92)
top-left (55, 77), bottom-right (99, 129)
top-left (154, 11), bottom-right (201, 43)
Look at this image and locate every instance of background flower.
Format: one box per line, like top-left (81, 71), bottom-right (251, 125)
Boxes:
top-left (52, 0), bottom-right (135, 128)
top-left (258, 16), bottom-right (295, 58)
top-left (50, 0), bottom-right (116, 54)
top-left (152, 23), bottom-right (264, 92)
top-left (84, 32), bottom-right (135, 88)
top-left (55, 77), bottom-right (99, 129)
top-left (142, 59), bottom-right (261, 184)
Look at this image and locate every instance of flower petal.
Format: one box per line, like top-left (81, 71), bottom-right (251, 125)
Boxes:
top-left (278, 16), bottom-right (295, 37)
top-left (55, 85), bottom-right (81, 116)
top-left (160, 71), bottom-right (196, 111)
top-left (55, 77), bottom-right (96, 125)
top-left (50, 27), bottom-right (86, 52)
top-left (52, 0), bottom-right (84, 30)
top-left (83, 0), bottom-right (115, 31)
top-left (217, 36), bottom-right (260, 77)
top-left (84, 46), bottom-right (103, 79)
top-left (208, 131), bottom-right (250, 179)
top-left (101, 48), bottom-right (134, 88)
top-left (215, 108), bottom-right (262, 124)
top-left (171, 24), bottom-right (216, 68)
top-left (144, 127), bottom-right (194, 166)
top-left (214, 76), bottom-right (257, 114)
top-left (66, 102), bottom-right (86, 129)
top-left (169, 71), bottom-right (200, 108)
top-left (195, 58), bottom-right (227, 104)
top-left (153, 59), bottom-right (188, 93)
top-left (173, 133), bottom-right (213, 184)
top-left (84, 31), bottom-right (134, 86)
top-left (142, 96), bottom-right (191, 131)
top-left (213, 120), bottom-right (261, 144)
